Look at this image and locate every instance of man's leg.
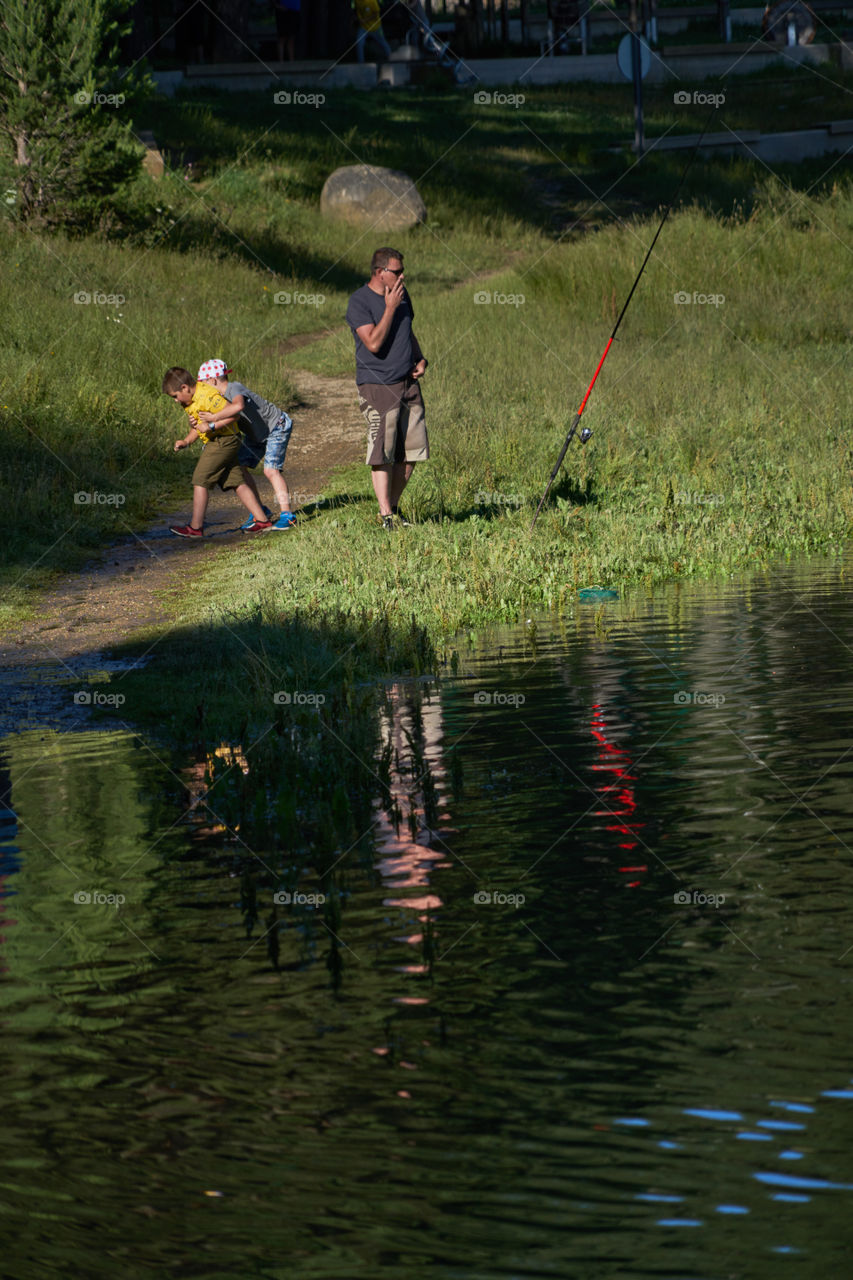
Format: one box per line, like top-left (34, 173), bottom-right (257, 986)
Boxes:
top-left (371, 464), bottom-right (394, 516)
top-left (390, 462), bottom-right (415, 509)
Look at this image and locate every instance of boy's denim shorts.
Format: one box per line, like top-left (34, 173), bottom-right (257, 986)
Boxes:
top-left (238, 412), bottom-right (292, 472)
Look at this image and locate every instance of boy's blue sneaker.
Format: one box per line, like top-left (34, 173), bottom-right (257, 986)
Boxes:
top-left (271, 511), bottom-right (297, 531)
top-left (241, 505), bottom-right (271, 530)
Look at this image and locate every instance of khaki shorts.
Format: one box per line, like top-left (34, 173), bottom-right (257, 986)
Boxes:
top-left (357, 378), bottom-right (429, 466)
top-left (191, 436), bottom-right (244, 491)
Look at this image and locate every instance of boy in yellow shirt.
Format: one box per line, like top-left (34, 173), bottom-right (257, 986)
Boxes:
top-left (355, 0), bottom-right (392, 61)
top-left (163, 366), bottom-right (272, 537)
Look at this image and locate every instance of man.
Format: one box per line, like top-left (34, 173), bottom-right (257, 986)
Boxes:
top-left (346, 247), bottom-right (429, 530)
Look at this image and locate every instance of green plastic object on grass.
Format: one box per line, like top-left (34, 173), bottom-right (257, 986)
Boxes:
top-left (578, 587), bottom-right (619, 601)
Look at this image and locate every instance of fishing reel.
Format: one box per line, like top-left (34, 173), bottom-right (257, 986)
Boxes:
top-left (579, 427), bottom-right (593, 444)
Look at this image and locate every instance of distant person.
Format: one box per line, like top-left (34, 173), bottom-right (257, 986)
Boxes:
top-left (761, 1), bottom-right (816, 44)
top-left (345, 248), bottom-right (429, 530)
top-left (163, 367), bottom-right (272, 537)
top-left (196, 358), bottom-right (297, 531)
top-left (354, 0), bottom-right (392, 62)
top-left (273, 0), bottom-right (301, 60)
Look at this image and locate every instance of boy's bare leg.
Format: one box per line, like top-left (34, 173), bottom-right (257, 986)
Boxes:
top-left (191, 485), bottom-right (210, 529)
top-left (241, 467), bottom-right (265, 508)
top-left (234, 482), bottom-right (268, 523)
top-left (264, 466), bottom-right (292, 513)
top-left (390, 462), bottom-right (415, 510)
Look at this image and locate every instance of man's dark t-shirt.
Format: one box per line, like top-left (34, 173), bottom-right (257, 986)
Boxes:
top-left (346, 284), bottom-right (415, 385)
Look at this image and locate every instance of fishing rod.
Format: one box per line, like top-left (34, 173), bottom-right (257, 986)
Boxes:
top-left (530, 111), bottom-right (717, 531)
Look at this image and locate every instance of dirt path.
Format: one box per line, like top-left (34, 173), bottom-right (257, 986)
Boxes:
top-left (0, 366), bottom-right (364, 731)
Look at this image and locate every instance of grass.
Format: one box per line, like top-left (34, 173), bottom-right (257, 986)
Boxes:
top-left (1, 72), bottom-right (852, 645)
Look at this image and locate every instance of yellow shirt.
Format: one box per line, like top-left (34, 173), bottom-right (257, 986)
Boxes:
top-left (356, 0), bottom-right (382, 32)
top-left (184, 383), bottom-right (239, 445)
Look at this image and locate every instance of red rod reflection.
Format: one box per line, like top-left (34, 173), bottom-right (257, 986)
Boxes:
top-left (589, 704), bottom-right (647, 888)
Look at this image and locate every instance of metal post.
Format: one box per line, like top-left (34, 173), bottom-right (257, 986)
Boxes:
top-left (718, 0), bottom-right (731, 42)
top-left (629, 0), bottom-right (644, 155)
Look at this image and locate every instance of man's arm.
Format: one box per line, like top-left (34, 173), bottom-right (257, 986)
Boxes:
top-left (410, 330), bottom-right (427, 379)
top-left (354, 276), bottom-right (405, 354)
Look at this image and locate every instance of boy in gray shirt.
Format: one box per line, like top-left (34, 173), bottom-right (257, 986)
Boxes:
top-left (196, 358), bottom-right (296, 530)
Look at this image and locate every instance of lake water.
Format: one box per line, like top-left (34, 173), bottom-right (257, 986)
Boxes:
top-left (2, 552), bottom-right (853, 1277)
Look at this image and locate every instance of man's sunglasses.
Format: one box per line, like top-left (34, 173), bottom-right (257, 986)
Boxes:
top-left (383, 266), bottom-right (404, 276)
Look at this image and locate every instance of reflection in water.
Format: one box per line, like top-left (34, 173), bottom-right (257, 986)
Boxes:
top-left (375, 681), bottom-right (449, 954)
top-left (2, 554), bottom-right (853, 1275)
top-left (589, 702), bottom-right (647, 889)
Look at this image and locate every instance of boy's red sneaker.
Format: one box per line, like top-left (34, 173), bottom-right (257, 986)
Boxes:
top-left (243, 520), bottom-right (272, 533)
top-left (170, 524), bottom-right (203, 538)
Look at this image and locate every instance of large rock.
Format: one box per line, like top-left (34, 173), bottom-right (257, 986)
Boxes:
top-left (320, 165), bottom-right (426, 232)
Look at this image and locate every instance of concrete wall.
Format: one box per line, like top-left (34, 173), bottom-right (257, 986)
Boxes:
top-left (151, 39), bottom-right (839, 95)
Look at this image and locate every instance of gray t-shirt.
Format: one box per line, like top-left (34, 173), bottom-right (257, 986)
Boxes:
top-left (224, 380), bottom-right (283, 445)
top-left (345, 284), bottom-right (415, 385)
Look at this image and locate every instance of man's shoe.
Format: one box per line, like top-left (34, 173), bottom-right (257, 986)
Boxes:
top-left (170, 524), bottom-right (203, 538)
top-left (391, 506), bottom-right (412, 527)
top-left (271, 511), bottom-right (297, 530)
top-left (244, 520), bottom-right (272, 533)
top-left (380, 514), bottom-right (394, 531)
top-left (240, 505), bottom-right (272, 530)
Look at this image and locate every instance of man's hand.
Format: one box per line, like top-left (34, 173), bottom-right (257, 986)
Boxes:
top-left (411, 358), bottom-right (427, 380)
top-left (174, 438), bottom-right (189, 452)
top-left (197, 410), bottom-right (216, 424)
top-left (384, 275), bottom-right (405, 312)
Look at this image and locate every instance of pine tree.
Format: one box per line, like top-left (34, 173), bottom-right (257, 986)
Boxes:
top-left (0, 0), bottom-right (144, 225)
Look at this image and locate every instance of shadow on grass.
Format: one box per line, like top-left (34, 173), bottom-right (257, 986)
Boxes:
top-left (130, 84), bottom-right (825, 268)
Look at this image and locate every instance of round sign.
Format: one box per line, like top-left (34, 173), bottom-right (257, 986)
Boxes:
top-left (616, 33), bottom-right (651, 81)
